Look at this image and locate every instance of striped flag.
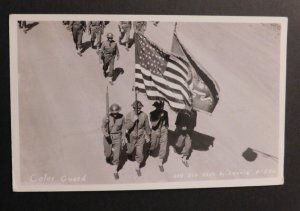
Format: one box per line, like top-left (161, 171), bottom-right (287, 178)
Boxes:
top-left (134, 32), bottom-right (193, 111)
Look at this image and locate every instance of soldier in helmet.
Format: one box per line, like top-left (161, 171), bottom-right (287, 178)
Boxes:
top-left (174, 107), bottom-right (197, 167)
top-left (102, 103), bottom-right (126, 179)
top-left (68, 21), bottom-right (87, 56)
top-left (87, 21), bottom-right (105, 50)
top-left (97, 32), bottom-right (120, 85)
top-left (118, 21), bottom-right (132, 51)
top-left (125, 100), bottom-right (151, 176)
top-left (149, 100), bottom-right (169, 172)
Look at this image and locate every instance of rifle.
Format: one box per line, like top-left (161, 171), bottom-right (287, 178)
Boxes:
top-left (106, 86), bottom-right (110, 139)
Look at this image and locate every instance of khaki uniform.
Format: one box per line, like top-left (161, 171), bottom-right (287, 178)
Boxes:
top-left (125, 111), bottom-right (151, 163)
top-left (101, 113), bottom-right (125, 165)
top-left (118, 21), bottom-right (132, 45)
top-left (150, 109), bottom-right (169, 159)
top-left (69, 21), bottom-right (86, 50)
top-left (88, 21), bottom-right (105, 49)
top-left (98, 40), bottom-right (119, 77)
top-left (175, 109), bottom-right (197, 156)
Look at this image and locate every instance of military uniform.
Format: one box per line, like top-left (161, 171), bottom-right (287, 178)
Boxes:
top-left (69, 21), bottom-right (86, 54)
top-left (149, 108), bottom-right (169, 160)
top-left (175, 109), bottom-right (197, 157)
top-left (98, 38), bottom-right (119, 78)
top-left (101, 113), bottom-right (126, 166)
top-left (118, 21), bottom-right (132, 48)
top-left (88, 21), bottom-right (105, 49)
top-left (133, 21), bottom-right (147, 34)
top-left (125, 110), bottom-right (151, 164)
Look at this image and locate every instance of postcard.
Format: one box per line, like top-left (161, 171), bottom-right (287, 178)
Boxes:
top-left (10, 14), bottom-right (287, 191)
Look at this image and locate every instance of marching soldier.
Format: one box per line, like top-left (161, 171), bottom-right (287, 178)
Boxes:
top-left (97, 32), bottom-right (120, 85)
top-left (149, 100), bottom-right (169, 172)
top-left (87, 21), bottom-right (105, 50)
top-left (118, 21), bottom-right (132, 51)
top-left (102, 103), bottom-right (127, 179)
top-left (125, 101), bottom-right (151, 176)
top-left (133, 21), bottom-right (147, 34)
top-left (68, 21), bottom-right (86, 56)
top-left (174, 107), bottom-right (197, 167)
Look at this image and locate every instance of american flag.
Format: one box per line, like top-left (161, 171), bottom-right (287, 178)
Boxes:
top-left (134, 33), bottom-right (193, 110)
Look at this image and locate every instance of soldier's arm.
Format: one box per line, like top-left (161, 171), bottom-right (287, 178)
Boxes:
top-left (116, 44), bottom-right (120, 59)
top-left (121, 117), bottom-right (126, 139)
top-left (101, 117), bottom-right (109, 136)
top-left (144, 113), bottom-right (151, 136)
top-left (125, 113), bottom-right (135, 131)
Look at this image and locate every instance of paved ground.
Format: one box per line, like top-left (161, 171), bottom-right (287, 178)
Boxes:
top-left (17, 21), bottom-right (280, 186)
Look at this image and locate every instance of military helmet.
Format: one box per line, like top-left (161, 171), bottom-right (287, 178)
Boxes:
top-left (131, 100), bottom-right (144, 109)
top-left (106, 32), bottom-right (114, 38)
top-left (109, 103), bottom-right (121, 113)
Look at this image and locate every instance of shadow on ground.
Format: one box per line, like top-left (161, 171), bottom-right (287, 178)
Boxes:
top-left (112, 67), bottom-right (124, 82)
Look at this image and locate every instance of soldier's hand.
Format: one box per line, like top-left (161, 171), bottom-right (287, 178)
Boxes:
top-left (145, 136), bottom-right (150, 143)
top-left (121, 137), bottom-right (127, 146)
top-left (104, 117), bottom-right (109, 123)
top-left (104, 132), bottom-right (110, 138)
top-left (182, 126), bottom-right (187, 131)
top-left (160, 113), bottom-right (164, 117)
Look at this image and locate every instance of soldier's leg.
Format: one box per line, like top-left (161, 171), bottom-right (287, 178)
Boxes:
top-left (107, 57), bottom-right (115, 78)
top-left (90, 28), bottom-right (96, 48)
top-left (111, 138), bottom-right (121, 166)
top-left (149, 130), bottom-right (159, 151)
top-left (175, 133), bottom-right (185, 149)
top-left (119, 31), bottom-right (125, 43)
top-left (125, 30), bottom-right (130, 50)
top-left (103, 136), bottom-right (112, 160)
top-left (77, 29), bottom-right (84, 51)
top-left (95, 30), bottom-right (101, 50)
top-left (158, 128), bottom-right (168, 160)
top-left (126, 136), bottom-right (136, 155)
top-left (135, 136), bottom-right (145, 164)
top-left (72, 28), bottom-right (78, 49)
top-left (181, 134), bottom-right (192, 157)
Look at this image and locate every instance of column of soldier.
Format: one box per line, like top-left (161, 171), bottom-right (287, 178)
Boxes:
top-left (30, 21), bottom-right (193, 180)
top-left (63, 21), bottom-right (153, 85)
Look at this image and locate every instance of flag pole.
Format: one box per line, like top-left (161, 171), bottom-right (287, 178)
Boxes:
top-left (106, 86), bottom-right (110, 135)
top-left (135, 88), bottom-right (139, 137)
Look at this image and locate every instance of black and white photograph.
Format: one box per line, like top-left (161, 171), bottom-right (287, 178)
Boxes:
top-left (10, 15), bottom-right (287, 191)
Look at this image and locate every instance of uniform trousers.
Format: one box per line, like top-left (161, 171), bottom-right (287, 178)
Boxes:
top-left (72, 26), bottom-right (84, 50)
top-left (175, 129), bottom-right (193, 157)
top-left (126, 133), bottom-right (145, 164)
top-left (150, 127), bottom-right (168, 159)
top-left (103, 134), bottom-right (122, 165)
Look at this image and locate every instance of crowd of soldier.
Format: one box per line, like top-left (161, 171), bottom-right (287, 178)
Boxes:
top-left (103, 100), bottom-right (196, 180)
